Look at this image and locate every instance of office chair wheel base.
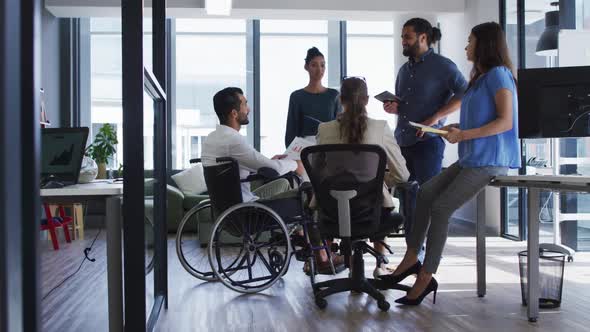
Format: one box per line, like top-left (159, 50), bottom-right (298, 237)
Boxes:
top-left (315, 297), bottom-right (327, 309)
top-left (377, 299), bottom-right (390, 311)
top-left (528, 318), bottom-right (537, 323)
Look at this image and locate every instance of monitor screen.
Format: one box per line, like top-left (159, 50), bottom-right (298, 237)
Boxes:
top-left (41, 127), bottom-right (89, 184)
top-left (518, 66), bottom-right (590, 138)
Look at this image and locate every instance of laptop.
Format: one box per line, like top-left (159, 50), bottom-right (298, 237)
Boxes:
top-left (41, 127), bottom-right (89, 188)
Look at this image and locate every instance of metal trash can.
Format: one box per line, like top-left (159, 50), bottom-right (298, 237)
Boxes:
top-left (518, 249), bottom-right (565, 309)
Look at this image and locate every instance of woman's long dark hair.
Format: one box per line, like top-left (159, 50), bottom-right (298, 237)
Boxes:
top-left (469, 22), bottom-right (516, 88)
top-left (338, 77), bottom-right (368, 144)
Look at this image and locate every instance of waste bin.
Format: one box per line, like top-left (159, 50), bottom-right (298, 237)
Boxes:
top-left (518, 249), bottom-right (565, 309)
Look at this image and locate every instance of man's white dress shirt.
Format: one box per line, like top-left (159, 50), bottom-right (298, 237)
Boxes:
top-left (201, 125), bottom-right (297, 202)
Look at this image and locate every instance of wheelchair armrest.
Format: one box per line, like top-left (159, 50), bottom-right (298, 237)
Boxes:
top-left (191, 157), bottom-right (236, 164)
top-left (256, 167), bottom-right (280, 179)
top-left (241, 168), bottom-right (301, 189)
top-left (241, 167), bottom-right (280, 183)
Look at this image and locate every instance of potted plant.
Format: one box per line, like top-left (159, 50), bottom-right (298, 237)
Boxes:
top-left (86, 123), bottom-right (118, 179)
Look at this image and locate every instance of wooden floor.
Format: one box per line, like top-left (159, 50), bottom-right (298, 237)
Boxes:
top-left (40, 225), bottom-right (590, 332)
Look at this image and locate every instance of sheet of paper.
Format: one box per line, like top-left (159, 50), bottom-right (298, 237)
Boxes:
top-left (284, 137), bottom-right (314, 160)
top-left (408, 121), bottom-right (449, 135)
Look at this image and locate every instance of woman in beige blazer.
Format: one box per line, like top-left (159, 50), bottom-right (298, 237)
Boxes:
top-left (316, 77), bottom-right (410, 277)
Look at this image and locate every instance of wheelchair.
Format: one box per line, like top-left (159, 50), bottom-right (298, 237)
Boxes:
top-left (176, 157), bottom-right (336, 293)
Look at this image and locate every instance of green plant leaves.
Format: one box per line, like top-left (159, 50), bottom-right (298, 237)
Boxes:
top-left (86, 123), bottom-right (118, 164)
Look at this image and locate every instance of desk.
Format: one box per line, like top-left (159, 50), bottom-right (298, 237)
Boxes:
top-left (477, 175), bottom-right (590, 322)
top-left (41, 182), bottom-right (123, 332)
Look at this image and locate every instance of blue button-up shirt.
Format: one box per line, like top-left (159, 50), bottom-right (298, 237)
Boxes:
top-left (395, 48), bottom-right (468, 147)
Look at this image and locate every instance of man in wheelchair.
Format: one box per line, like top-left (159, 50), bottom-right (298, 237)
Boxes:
top-left (202, 87), bottom-right (304, 203)
top-left (201, 87), bottom-right (345, 277)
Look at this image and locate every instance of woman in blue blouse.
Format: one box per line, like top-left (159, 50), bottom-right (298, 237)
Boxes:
top-left (383, 22), bottom-right (521, 305)
top-left (285, 47), bottom-right (342, 147)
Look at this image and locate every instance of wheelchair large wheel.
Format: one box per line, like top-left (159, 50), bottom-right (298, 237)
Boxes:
top-left (176, 201), bottom-right (218, 281)
top-left (208, 202), bottom-right (292, 293)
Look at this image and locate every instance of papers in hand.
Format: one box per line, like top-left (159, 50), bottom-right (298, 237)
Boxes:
top-left (284, 137), bottom-right (314, 160)
top-left (408, 121), bottom-right (449, 135)
top-left (374, 91), bottom-right (404, 103)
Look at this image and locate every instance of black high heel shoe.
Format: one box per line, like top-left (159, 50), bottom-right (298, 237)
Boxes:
top-left (379, 261), bottom-right (422, 284)
top-left (394, 277), bottom-right (438, 306)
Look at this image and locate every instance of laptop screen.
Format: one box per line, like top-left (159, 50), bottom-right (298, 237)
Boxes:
top-left (41, 127), bottom-right (89, 184)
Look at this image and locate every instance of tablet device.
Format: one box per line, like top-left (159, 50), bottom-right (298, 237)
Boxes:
top-left (374, 91), bottom-right (404, 103)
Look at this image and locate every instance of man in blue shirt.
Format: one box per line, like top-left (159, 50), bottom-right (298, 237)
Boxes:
top-left (384, 18), bottom-right (467, 186)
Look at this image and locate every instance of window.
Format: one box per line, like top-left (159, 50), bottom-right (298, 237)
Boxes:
top-left (90, 18), bottom-right (152, 169)
top-left (259, 20), bottom-right (331, 156)
top-left (174, 19), bottom-right (250, 169)
top-left (346, 21), bottom-right (397, 129)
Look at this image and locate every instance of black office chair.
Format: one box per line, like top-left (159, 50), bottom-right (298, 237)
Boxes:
top-left (301, 144), bottom-right (411, 311)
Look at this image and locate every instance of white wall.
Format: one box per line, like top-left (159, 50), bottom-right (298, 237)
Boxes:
top-left (438, 13), bottom-right (468, 169)
top-left (41, 7), bottom-right (62, 127)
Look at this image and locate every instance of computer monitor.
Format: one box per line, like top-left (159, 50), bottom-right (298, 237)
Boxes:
top-left (518, 66), bottom-right (590, 138)
top-left (41, 127), bottom-right (89, 185)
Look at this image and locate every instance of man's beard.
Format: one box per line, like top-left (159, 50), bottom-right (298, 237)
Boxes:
top-left (402, 41), bottom-right (420, 58)
top-left (239, 114), bottom-right (249, 125)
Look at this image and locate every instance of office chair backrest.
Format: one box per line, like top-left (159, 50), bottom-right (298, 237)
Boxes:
top-left (301, 144), bottom-right (386, 236)
top-left (202, 157), bottom-right (243, 218)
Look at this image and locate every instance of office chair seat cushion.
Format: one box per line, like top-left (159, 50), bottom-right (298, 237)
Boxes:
top-left (319, 209), bottom-right (403, 240)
